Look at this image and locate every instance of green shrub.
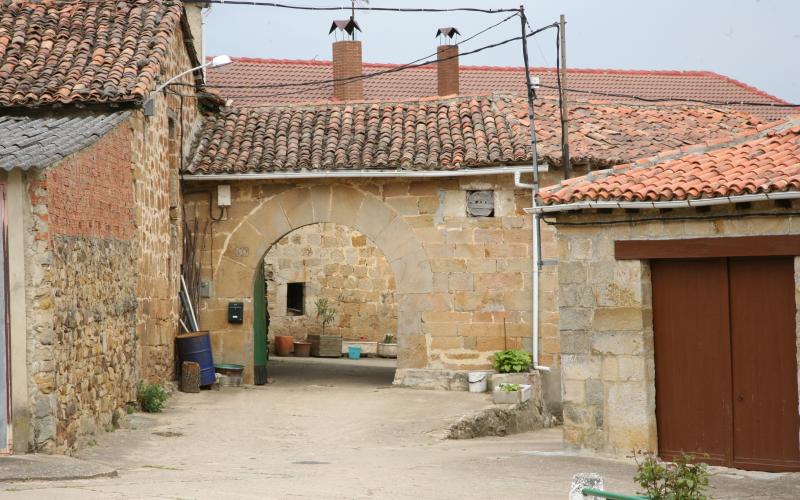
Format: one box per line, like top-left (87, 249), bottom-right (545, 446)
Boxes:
top-left (137, 381), bottom-right (168, 413)
top-left (633, 451), bottom-right (711, 499)
top-left (383, 333), bottom-right (396, 344)
top-left (492, 349), bottom-right (532, 373)
top-left (499, 383), bottom-right (521, 392)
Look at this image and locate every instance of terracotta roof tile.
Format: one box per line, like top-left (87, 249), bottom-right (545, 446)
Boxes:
top-left (186, 94), bottom-right (761, 174)
top-left (0, 0), bottom-right (192, 107)
top-left (540, 117), bottom-right (800, 204)
top-left (207, 57), bottom-right (796, 121)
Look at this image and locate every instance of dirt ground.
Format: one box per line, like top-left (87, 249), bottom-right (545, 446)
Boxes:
top-left (2, 357), bottom-right (799, 499)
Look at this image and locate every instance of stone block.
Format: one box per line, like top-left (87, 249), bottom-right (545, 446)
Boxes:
top-left (559, 308), bottom-right (591, 330)
top-left (592, 308), bottom-right (644, 331)
top-left (559, 261), bottom-right (588, 285)
top-left (591, 332), bottom-right (645, 356)
top-left (309, 184), bottom-right (332, 221)
top-left (330, 185), bottom-right (365, 224)
top-left (356, 195), bottom-right (398, 240)
top-left (561, 354), bottom-right (601, 381)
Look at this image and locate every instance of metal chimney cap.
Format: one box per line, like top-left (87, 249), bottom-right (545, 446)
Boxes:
top-left (329, 19), bottom-right (361, 35)
top-left (435, 27), bottom-right (461, 39)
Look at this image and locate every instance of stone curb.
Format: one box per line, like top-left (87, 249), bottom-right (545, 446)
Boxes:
top-left (0, 455), bottom-right (118, 483)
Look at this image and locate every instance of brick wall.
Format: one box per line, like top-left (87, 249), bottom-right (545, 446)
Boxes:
top-left (437, 45), bottom-right (459, 96)
top-left (332, 40), bottom-right (363, 101)
top-left (21, 121), bottom-right (138, 452)
top-left (46, 122), bottom-right (135, 239)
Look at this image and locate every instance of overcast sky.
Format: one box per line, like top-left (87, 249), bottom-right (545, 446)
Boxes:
top-left (204, 0), bottom-right (800, 103)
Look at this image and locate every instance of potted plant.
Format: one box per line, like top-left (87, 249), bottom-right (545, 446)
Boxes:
top-left (493, 382), bottom-right (532, 404)
top-left (489, 349), bottom-right (533, 391)
top-left (377, 333), bottom-right (398, 358)
top-left (306, 298), bottom-right (342, 357)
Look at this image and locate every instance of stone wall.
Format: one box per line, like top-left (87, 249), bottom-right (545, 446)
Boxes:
top-left (129, 24), bottom-right (201, 383)
top-left (22, 121), bottom-right (137, 452)
top-left (15, 20), bottom-right (201, 453)
top-left (263, 223), bottom-right (397, 344)
top-left (185, 172), bottom-right (561, 387)
top-left (554, 202), bottom-right (800, 456)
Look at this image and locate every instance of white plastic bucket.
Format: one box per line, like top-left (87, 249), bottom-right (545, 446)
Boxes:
top-left (468, 371), bottom-right (488, 393)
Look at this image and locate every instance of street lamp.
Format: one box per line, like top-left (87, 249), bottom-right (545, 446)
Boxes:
top-left (143, 55), bottom-right (232, 116)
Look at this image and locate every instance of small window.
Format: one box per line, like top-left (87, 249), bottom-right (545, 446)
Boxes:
top-left (466, 190), bottom-right (495, 217)
top-left (286, 282), bottom-right (305, 315)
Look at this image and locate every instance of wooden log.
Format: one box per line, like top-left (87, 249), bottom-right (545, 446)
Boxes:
top-left (180, 361), bottom-right (201, 393)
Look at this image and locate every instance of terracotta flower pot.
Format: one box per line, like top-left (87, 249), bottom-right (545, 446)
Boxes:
top-left (293, 341), bottom-right (312, 357)
top-left (275, 336), bottom-right (294, 356)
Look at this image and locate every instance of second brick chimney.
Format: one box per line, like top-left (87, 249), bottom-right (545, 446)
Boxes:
top-left (332, 40), bottom-right (364, 101)
top-left (436, 27), bottom-right (460, 96)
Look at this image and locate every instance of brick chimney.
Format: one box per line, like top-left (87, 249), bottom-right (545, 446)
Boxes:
top-left (436, 28), bottom-right (461, 96)
top-left (332, 40), bottom-right (364, 101)
top-left (330, 19), bottom-right (364, 101)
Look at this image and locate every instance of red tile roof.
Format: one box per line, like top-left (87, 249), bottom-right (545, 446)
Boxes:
top-left (207, 57), bottom-right (796, 121)
top-left (0, 0), bottom-right (197, 108)
top-left (539, 117), bottom-right (800, 204)
top-left (186, 94), bottom-right (762, 175)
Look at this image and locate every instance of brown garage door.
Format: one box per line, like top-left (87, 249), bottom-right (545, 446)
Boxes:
top-left (652, 257), bottom-right (800, 472)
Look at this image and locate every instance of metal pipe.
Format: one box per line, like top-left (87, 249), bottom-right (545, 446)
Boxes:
top-left (182, 165), bottom-right (543, 181)
top-left (526, 191), bottom-right (800, 214)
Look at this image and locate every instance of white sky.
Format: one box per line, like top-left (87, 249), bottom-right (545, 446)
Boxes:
top-left (203, 0), bottom-right (800, 103)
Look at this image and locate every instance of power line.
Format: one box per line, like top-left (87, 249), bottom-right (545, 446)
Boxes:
top-left (184, 0), bottom-right (518, 14)
top-left (203, 12), bottom-right (521, 90)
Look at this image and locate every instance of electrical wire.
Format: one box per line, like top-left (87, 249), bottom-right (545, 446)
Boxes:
top-left (201, 12), bottom-right (521, 90)
top-left (221, 23), bottom-right (559, 104)
top-left (183, 0), bottom-right (519, 14)
top-left (535, 83), bottom-right (800, 109)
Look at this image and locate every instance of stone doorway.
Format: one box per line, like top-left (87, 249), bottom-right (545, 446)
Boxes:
top-left (202, 184), bottom-right (436, 384)
top-left (262, 223), bottom-right (399, 373)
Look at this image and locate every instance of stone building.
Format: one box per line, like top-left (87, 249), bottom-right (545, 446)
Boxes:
top-left (182, 84), bottom-right (762, 405)
top-left (202, 31), bottom-right (795, 408)
top-left (533, 118), bottom-right (800, 472)
top-left (0, 0), bottom-right (207, 453)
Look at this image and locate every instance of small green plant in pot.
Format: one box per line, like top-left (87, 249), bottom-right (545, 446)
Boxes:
top-left (499, 383), bottom-right (521, 392)
top-left (492, 349), bottom-right (532, 374)
top-left (378, 333), bottom-right (398, 358)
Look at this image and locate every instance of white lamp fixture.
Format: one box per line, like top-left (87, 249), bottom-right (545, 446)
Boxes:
top-left (144, 54), bottom-right (232, 116)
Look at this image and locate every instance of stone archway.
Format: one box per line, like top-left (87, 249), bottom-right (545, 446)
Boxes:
top-left (205, 184), bottom-right (435, 383)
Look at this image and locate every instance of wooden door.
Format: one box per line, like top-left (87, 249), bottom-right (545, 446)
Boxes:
top-left (652, 259), bottom-right (733, 466)
top-left (652, 256), bottom-right (800, 471)
top-left (729, 257), bottom-right (800, 471)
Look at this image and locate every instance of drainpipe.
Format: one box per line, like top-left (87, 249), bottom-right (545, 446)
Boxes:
top-left (515, 172), bottom-right (550, 372)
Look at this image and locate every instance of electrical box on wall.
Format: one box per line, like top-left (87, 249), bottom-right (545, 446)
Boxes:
top-left (217, 184), bottom-right (231, 207)
top-left (199, 280), bottom-right (212, 298)
top-left (228, 302), bottom-right (244, 324)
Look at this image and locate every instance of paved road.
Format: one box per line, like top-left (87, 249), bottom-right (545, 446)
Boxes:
top-left (2, 358), bottom-right (799, 499)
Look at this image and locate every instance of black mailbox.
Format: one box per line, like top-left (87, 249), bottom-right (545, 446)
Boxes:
top-left (228, 302), bottom-right (244, 324)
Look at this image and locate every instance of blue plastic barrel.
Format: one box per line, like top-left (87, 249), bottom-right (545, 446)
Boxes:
top-left (177, 331), bottom-right (216, 386)
top-left (348, 345), bottom-right (362, 360)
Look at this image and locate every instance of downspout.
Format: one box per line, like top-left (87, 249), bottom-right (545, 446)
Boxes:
top-left (515, 172), bottom-right (549, 372)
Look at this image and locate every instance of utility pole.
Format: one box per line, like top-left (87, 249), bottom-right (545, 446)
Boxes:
top-left (519, 5), bottom-right (544, 369)
top-left (559, 14), bottom-right (570, 179)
